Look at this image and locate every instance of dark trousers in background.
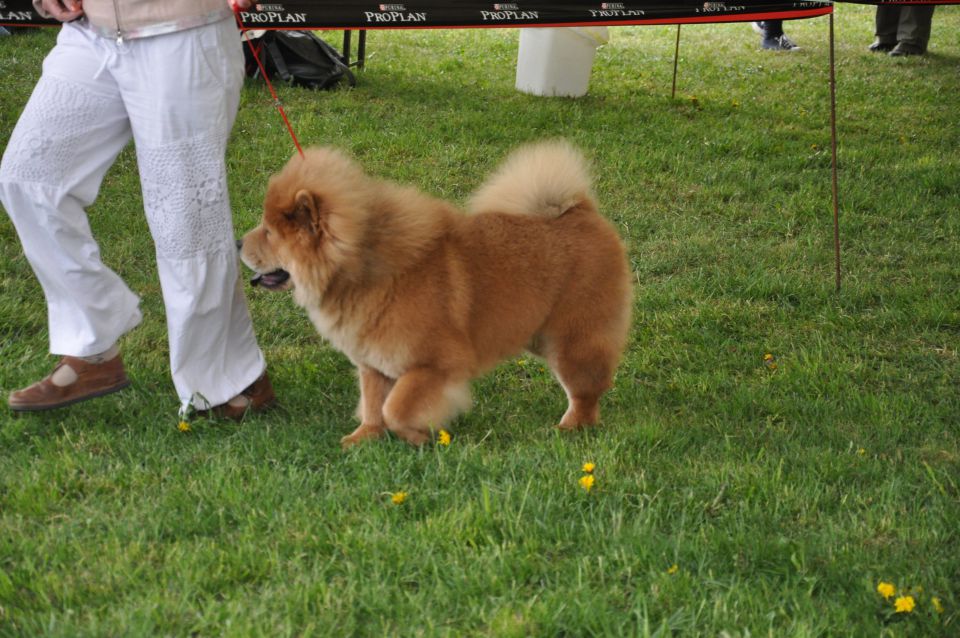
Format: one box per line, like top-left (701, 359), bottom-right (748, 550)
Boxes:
top-left (757, 20), bottom-right (784, 38)
top-left (875, 5), bottom-right (935, 50)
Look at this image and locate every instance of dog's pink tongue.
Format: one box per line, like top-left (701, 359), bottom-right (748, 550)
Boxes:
top-left (251, 270), bottom-right (291, 289)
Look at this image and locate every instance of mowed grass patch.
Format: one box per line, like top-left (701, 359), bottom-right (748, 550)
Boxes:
top-left (1, 6), bottom-right (959, 636)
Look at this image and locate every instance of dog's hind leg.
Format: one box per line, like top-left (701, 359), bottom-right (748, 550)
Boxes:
top-left (382, 368), bottom-right (471, 446)
top-left (546, 339), bottom-right (619, 431)
top-left (542, 277), bottom-right (630, 431)
top-left (341, 366), bottom-right (395, 448)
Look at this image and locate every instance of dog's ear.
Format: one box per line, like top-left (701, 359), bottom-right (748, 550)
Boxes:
top-left (285, 189), bottom-right (323, 236)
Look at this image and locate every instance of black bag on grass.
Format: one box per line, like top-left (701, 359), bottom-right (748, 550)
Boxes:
top-left (244, 31), bottom-right (356, 90)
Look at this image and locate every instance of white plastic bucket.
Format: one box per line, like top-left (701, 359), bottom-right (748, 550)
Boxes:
top-left (515, 27), bottom-right (609, 97)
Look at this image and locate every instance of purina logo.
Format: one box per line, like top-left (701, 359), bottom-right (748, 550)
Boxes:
top-left (697, 2), bottom-right (752, 13)
top-left (243, 3), bottom-right (307, 23)
top-left (481, 3), bottom-right (539, 21)
top-left (589, 2), bottom-right (643, 17)
top-left (366, 4), bottom-right (427, 22)
top-left (700, 2), bottom-right (744, 11)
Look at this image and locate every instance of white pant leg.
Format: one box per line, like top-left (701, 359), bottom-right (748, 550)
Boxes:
top-left (111, 18), bottom-right (264, 409)
top-left (0, 22), bottom-right (142, 357)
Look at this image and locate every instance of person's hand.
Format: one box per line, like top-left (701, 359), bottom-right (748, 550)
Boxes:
top-left (40, 0), bottom-right (84, 22)
top-left (229, 0), bottom-right (255, 9)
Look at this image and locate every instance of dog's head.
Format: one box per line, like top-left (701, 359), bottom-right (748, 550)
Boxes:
top-left (239, 147), bottom-right (373, 297)
top-left (238, 187), bottom-right (322, 292)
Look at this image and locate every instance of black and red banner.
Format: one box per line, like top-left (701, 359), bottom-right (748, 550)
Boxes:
top-left (231, 2), bottom-right (835, 29)
top-left (3, 1), bottom-right (956, 31)
top-left (2, 2), bottom-right (835, 30)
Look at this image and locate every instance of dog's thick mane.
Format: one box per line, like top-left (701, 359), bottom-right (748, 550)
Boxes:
top-left (358, 180), bottom-right (457, 280)
top-left (277, 149), bottom-right (456, 290)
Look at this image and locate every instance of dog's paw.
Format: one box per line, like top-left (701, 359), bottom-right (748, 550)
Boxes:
top-left (556, 417), bottom-right (600, 432)
top-left (387, 424), bottom-right (431, 447)
top-left (556, 421), bottom-right (592, 432)
top-left (556, 402), bottom-right (601, 431)
top-left (341, 423), bottom-right (387, 448)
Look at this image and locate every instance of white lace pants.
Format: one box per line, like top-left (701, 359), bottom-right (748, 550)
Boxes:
top-left (0, 18), bottom-right (265, 410)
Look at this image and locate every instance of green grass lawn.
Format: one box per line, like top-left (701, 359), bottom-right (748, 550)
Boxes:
top-left (1, 5), bottom-right (959, 636)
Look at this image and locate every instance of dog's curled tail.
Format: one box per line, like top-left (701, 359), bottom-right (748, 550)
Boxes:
top-left (466, 140), bottom-right (594, 219)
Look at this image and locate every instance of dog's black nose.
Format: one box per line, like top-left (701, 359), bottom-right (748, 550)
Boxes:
top-left (235, 239), bottom-right (243, 250)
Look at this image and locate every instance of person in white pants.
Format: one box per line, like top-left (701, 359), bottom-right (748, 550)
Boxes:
top-left (0, 0), bottom-right (274, 419)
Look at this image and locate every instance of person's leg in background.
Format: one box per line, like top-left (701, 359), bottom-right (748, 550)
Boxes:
top-left (890, 5), bottom-right (935, 56)
top-left (871, 5), bottom-right (900, 52)
top-left (754, 19), bottom-right (799, 52)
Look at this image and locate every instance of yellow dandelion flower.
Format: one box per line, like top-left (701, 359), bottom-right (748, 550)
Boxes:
top-left (932, 597), bottom-right (944, 614)
top-left (877, 582), bottom-right (895, 599)
top-left (391, 491), bottom-right (407, 505)
top-left (582, 462), bottom-right (596, 474)
top-left (177, 421), bottom-right (191, 433)
top-left (579, 474), bottom-right (595, 492)
top-left (857, 448), bottom-right (866, 456)
top-left (667, 564), bottom-right (679, 575)
top-left (894, 595), bottom-right (915, 614)
top-left (438, 429), bottom-right (451, 446)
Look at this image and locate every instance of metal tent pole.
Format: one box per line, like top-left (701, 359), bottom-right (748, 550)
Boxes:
top-left (829, 11), bottom-right (841, 292)
top-left (671, 24), bottom-right (681, 99)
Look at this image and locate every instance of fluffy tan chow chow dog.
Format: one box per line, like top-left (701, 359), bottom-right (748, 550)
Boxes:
top-left (240, 140), bottom-right (632, 447)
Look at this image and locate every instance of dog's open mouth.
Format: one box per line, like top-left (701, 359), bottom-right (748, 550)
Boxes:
top-left (251, 269), bottom-right (291, 290)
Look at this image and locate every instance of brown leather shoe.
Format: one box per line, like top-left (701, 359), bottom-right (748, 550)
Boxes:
top-left (8, 356), bottom-right (130, 412)
top-left (201, 372), bottom-right (275, 421)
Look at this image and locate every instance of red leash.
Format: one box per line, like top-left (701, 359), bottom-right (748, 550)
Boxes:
top-left (232, 4), bottom-right (305, 158)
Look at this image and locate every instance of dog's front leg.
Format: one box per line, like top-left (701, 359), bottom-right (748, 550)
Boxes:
top-left (341, 366), bottom-right (394, 448)
top-left (382, 367), bottom-right (472, 446)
